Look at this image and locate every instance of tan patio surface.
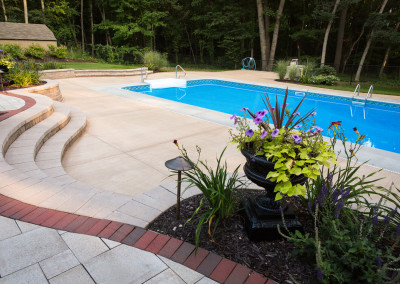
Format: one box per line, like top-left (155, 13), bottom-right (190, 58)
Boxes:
top-left (58, 70), bottom-right (400, 197)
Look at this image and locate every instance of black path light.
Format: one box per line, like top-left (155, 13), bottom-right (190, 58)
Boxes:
top-left (165, 156), bottom-right (194, 220)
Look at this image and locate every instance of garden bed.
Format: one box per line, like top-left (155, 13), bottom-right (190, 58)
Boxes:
top-left (149, 189), bottom-right (315, 283)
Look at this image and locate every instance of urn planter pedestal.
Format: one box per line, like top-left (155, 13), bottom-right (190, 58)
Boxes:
top-left (240, 147), bottom-right (305, 241)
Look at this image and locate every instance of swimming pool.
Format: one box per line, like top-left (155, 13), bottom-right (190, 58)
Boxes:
top-left (123, 79), bottom-right (400, 154)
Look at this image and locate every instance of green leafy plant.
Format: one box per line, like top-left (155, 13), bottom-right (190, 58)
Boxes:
top-left (24, 44), bottom-right (46, 59)
top-left (275, 59), bottom-right (289, 80)
top-left (311, 75), bottom-right (340, 85)
top-left (279, 124), bottom-right (400, 283)
top-left (230, 88), bottom-right (336, 200)
top-left (314, 65), bottom-right (337, 76)
top-left (5, 61), bottom-right (42, 87)
top-left (47, 45), bottom-right (68, 59)
top-left (173, 141), bottom-right (247, 249)
top-left (299, 60), bottom-right (316, 84)
top-left (40, 61), bottom-right (65, 70)
top-left (0, 44), bottom-right (26, 59)
top-left (288, 65), bottom-right (298, 81)
top-left (142, 50), bottom-right (168, 71)
top-left (0, 50), bottom-right (15, 69)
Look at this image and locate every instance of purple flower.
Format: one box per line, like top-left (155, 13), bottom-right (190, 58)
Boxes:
top-left (376, 257), bottom-right (383, 267)
top-left (328, 174), bottom-right (333, 183)
top-left (251, 157), bottom-right (256, 162)
top-left (281, 103), bottom-right (289, 108)
top-left (334, 202), bottom-right (344, 218)
top-left (316, 269), bottom-right (323, 279)
top-left (260, 130), bottom-right (267, 139)
top-left (230, 114), bottom-right (238, 125)
top-left (310, 112), bottom-right (317, 116)
top-left (294, 124), bottom-right (302, 129)
top-left (292, 134), bottom-right (300, 140)
top-left (253, 117), bottom-right (263, 125)
top-left (271, 129), bottom-right (279, 138)
top-left (271, 107), bottom-right (276, 111)
top-left (294, 112), bottom-right (300, 116)
top-left (372, 216), bottom-right (378, 226)
top-left (245, 129), bottom-right (254, 137)
top-left (240, 107), bottom-right (248, 111)
top-left (313, 126), bottom-right (323, 133)
top-left (256, 109), bottom-right (268, 117)
top-left (293, 135), bottom-right (302, 144)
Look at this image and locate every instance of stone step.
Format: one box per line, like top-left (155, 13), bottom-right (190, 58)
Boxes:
top-left (0, 93), bottom-right (54, 160)
top-left (5, 102), bottom-right (71, 174)
top-left (35, 107), bottom-right (87, 186)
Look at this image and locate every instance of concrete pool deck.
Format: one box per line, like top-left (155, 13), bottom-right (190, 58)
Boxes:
top-left (59, 70), bottom-right (400, 196)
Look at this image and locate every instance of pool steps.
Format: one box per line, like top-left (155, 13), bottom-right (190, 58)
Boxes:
top-left (0, 92), bottom-right (201, 228)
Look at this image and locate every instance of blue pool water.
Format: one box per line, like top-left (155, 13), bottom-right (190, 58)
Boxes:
top-left (124, 79), bottom-right (400, 154)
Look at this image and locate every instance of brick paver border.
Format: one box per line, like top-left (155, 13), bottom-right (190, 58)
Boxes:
top-left (0, 193), bottom-right (277, 284)
top-left (0, 92), bottom-right (36, 122)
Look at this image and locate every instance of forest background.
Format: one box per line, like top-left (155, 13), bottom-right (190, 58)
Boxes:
top-left (1, 0), bottom-right (400, 82)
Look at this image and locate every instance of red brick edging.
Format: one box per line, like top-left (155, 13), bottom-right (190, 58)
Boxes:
top-left (0, 92), bottom-right (36, 122)
top-left (0, 193), bottom-right (277, 284)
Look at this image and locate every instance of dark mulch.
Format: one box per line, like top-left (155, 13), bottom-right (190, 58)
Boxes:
top-left (148, 189), bottom-right (316, 284)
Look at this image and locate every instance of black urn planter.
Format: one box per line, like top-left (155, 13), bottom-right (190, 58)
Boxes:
top-left (0, 65), bottom-right (9, 73)
top-left (240, 146), bottom-right (305, 241)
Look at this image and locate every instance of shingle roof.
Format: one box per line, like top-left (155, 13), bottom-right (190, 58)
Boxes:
top-left (0, 22), bottom-right (56, 41)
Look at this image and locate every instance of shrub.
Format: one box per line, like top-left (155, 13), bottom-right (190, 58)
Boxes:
top-left (40, 61), bottom-right (65, 70)
top-left (47, 45), bottom-right (68, 59)
top-left (5, 61), bottom-right (42, 87)
top-left (314, 65), bottom-right (337, 76)
top-left (173, 142), bottom-right (247, 249)
top-left (288, 65), bottom-right (298, 81)
top-left (311, 75), bottom-right (340, 85)
top-left (0, 44), bottom-right (26, 59)
top-left (142, 50), bottom-right (168, 71)
top-left (275, 59), bottom-right (288, 80)
top-left (25, 44), bottom-right (46, 59)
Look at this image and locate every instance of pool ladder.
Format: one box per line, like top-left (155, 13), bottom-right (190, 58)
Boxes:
top-left (141, 66), bottom-right (148, 83)
top-left (176, 65), bottom-right (186, 79)
top-left (351, 84), bottom-right (373, 107)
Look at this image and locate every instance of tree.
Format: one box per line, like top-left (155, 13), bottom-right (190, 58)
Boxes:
top-left (320, 0), bottom-right (341, 66)
top-left (378, 21), bottom-right (400, 78)
top-left (1, 0), bottom-right (7, 21)
top-left (81, 0), bottom-right (85, 51)
top-left (354, 0), bottom-right (388, 82)
top-left (256, 0), bottom-right (268, 70)
top-left (267, 0), bottom-right (285, 71)
top-left (23, 0), bottom-right (28, 23)
top-left (333, 3), bottom-right (348, 71)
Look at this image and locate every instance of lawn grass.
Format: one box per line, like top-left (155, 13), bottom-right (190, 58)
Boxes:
top-left (299, 82), bottom-right (400, 96)
top-left (64, 62), bottom-right (142, 70)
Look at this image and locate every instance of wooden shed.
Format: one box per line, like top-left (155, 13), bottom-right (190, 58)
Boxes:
top-left (0, 22), bottom-right (57, 49)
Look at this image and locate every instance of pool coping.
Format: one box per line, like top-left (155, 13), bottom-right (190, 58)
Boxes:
top-left (91, 77), bottom-right (400, 174)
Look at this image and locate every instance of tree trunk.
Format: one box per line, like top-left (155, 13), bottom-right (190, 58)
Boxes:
top-left (333, 5), bottom-right (347, 71)
top-left (264, 0), bottom-right (271, 63)
top-left (40, 0), bottom-right (45, 23)
top-left (41, 0), bottom-right (44, 11)
top-left (256, 0), bottom-right (267, 70)
top-left (378, 22), bottom-right (399, 78)
top-left (81, 0), bottom-right (85, 51)
top-left (267, 0), bottom-right (285, 71)
top-left (354, 0), bottom-right (388, 82)
top-left (90, 0), bottom-right (94, 57)
top-left (320, 0), bottom-right (341, 66)
top-left (23, 0), bottom-right (28, 23)
top-left (185, 25), bottom-right (196, 64)
top-left (1, 0), bottom-right (7, 22)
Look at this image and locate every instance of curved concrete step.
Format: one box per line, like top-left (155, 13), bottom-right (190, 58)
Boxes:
top-left (5, 102), bottom-right (71, 175)
top-left (0, 93), bottom-right (54, 162)
top-left (35, 107), bottom-right (87, 185)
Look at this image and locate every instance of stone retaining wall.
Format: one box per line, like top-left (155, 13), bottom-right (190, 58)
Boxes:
top-left (42, 68), bottom-right (151, 79)
top-left (26, 79), bottom-right (63, 101)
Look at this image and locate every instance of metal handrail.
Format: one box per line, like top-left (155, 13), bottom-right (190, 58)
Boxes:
top-left (141, 66), bottom-right (148, 83)
top-left (352, 84), bottom-right (360, 98)
top-left (176, 65), bottom-right (186, 79)
top-left (366, 85), bottom-right (373, 99)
